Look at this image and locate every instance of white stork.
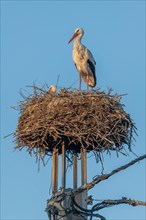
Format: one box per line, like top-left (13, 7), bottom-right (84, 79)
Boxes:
top-left (68, 28), bottom-right (96, 90)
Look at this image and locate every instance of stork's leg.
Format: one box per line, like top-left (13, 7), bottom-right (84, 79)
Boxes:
top-left (86, 76), bottom-right (89, 91)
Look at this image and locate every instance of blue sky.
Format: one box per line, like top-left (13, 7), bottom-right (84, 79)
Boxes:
top-left (1, 1), bottom-right (145, 220)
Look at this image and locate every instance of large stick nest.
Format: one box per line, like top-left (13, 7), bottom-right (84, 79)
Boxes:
top-left (13, 86), bottom-right (136, 163)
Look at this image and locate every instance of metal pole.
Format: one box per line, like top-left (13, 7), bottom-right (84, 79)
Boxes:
top-left (62, 142), bottom-right (66, 189)
top-left (81, 148), bottom-right (87, 186)
top-left (73, 152), bottom-right (78, 189)
top-left (81, 147), bottom-right (87, 213)
top-left (52, 148), bottom-right (58, 195)
top-left (48, 146), bottom-right (84, 220)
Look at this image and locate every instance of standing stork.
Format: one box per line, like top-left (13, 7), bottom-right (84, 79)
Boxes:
top-left (68, 28), bottom-right (96, 90)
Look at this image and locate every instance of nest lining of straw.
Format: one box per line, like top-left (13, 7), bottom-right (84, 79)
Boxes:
top-left (13, 86), bottom-right (136, 163)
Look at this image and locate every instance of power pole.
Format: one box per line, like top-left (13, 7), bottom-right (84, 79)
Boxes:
top-left (46, 143), bottom-right (89, 219)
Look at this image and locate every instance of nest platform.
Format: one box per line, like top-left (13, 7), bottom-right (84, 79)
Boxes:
top-left (13, 86), bottom-right (136, 162)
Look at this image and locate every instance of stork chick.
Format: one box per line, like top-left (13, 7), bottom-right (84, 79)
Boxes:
top-left (48, 85), bottom-right (57, 94)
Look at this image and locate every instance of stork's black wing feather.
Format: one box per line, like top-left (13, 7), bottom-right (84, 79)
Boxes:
top-left (87, 59), bottom-right (95, 75)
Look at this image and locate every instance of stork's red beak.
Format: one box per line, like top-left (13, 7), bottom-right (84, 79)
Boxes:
top-left (68, 32), bottom-right (78, 44)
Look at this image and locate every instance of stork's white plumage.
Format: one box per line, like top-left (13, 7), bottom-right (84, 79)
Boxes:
top-left (68, 28), bottom-right (96, 89)
top-left (48, 85), bottom-right (57, 93)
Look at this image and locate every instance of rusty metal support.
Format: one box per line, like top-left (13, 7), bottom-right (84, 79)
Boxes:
top-left (62, 142), bottom-right (66, 189)
top-left (81, 147), bottom-right (87, 214)
top-left (48, 146), bottom-right (88, 219)
top-left (81, 147), bottom-right (87, 186)
top-left (52, 148), bottom-right (58, 195)
top-left (73, 152), bottom-right (78, 189)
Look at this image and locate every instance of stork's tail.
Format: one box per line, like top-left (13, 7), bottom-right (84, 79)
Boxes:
top-left (87, 75), bottom-right (96, 87)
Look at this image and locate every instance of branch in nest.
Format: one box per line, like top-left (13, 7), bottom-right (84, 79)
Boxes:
top-left (75, 154), bottom-right (146, 193)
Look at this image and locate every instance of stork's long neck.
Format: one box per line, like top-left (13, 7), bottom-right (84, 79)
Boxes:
top-left (73, 35), bottom-right (83, 49)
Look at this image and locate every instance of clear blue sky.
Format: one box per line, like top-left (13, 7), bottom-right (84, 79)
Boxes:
top-left (1, 1), bottom-right (145, 220)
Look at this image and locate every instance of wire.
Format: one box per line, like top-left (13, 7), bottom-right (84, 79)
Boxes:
top-left (47, 193), bottom-right (107, 220)
top-left (72, 196), bottom-right (91, 213)
top-left (72, 196), bottom-right (106, 220)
